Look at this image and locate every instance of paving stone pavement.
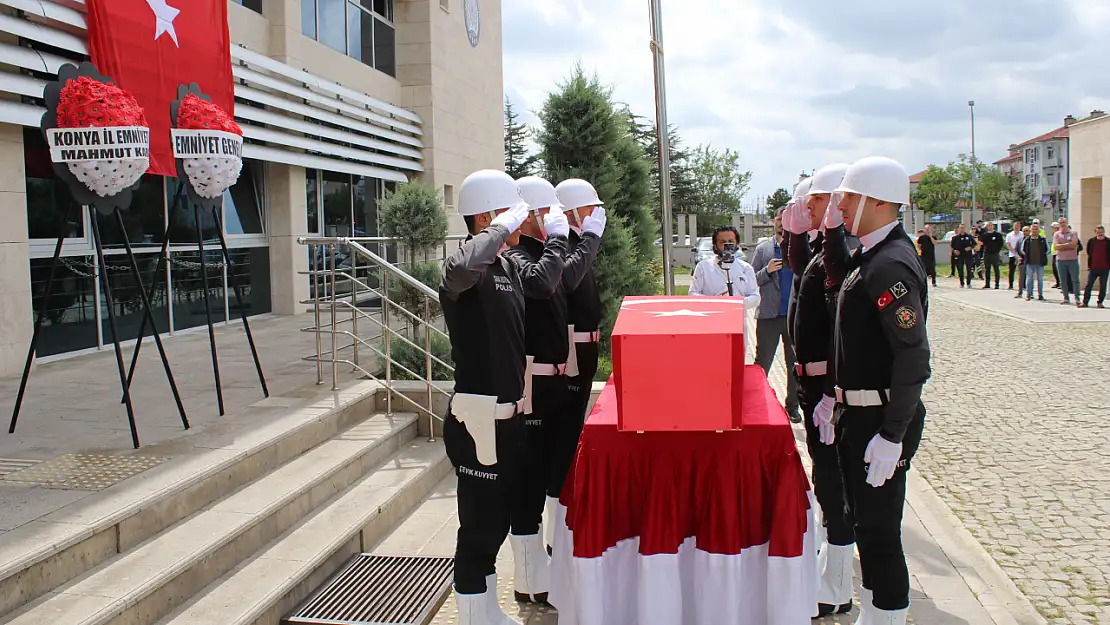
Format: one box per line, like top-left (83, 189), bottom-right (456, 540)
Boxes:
top-left (917, 291), bottom-right (1110, 624)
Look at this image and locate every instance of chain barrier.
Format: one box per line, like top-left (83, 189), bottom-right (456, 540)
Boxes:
top-left (57, 256), bottom-right (230, 279)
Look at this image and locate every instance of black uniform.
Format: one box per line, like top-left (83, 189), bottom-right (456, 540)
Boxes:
top-left (951, 232), bottom-right (976, 286)
top-left (439, 224), bottom-right (562, 595)
top-left (916, 233), bottom-right (936, 285)
top-left (979, 230), bottom-right (1005, 288)
top-left (501, 233), bottom-right (570, 537)
top-left (785, 230), bottom-right (854, 547)
top-left (550, 228), bottom-right (602, 499)
top-left (829, 222), bottom-right (930, 612)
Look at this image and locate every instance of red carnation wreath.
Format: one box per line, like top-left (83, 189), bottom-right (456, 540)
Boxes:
top-left (173, 93), bottom-right (244, 199)
top-left (55, 76), bottom-right (150, 197)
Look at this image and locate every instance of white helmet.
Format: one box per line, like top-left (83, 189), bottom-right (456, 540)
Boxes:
top-left (792, 177), bottom-right (813, 201)
top-left (808, 163), bottom-right (850, 195)
top-left (458, 170), bottom-right (527, 217)
top-left (835, 157), bottom-right (910, 205)
top-left (555, 178), bottom-right (604, 211)
top-left (516, 176), bottom-right (562, 212)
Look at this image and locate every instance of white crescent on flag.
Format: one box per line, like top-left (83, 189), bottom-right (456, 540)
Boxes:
top-left (146, 0), bottom-right (180, 47)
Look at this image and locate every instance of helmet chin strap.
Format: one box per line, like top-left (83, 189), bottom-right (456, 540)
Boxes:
top-left (849, 196), bottom-right (867, 237)
top-left (569, 208), bottom-right (583, 233)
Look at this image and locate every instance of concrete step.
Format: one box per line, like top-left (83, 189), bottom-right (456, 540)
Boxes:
top-left (0, 412), bottom-right (420, 625)
top-left (158, 438), bottom-right (450, 625)
top-left (0, 381), bottom-right (385, 617)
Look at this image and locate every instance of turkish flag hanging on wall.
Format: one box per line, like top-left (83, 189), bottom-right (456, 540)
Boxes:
top-left (87, 0), bottom-right (234, 176)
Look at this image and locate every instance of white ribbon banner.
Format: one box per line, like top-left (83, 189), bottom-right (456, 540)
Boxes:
top-left (171, 129), bottom-right (243, 159)
top-left (46, 126), bottom-right (150, 163)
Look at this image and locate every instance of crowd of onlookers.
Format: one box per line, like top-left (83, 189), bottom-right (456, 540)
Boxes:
top-left (914, 219), bottom-right (1110, 308)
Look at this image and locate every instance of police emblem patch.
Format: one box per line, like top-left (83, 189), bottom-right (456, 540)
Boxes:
top-left (889, 281), bottom-right (908, 299)
top-left (894, 305), bottom-right (917, 329)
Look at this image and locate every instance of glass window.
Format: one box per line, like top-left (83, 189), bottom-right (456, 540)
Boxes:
top-left (100, 250), bottom-right (170, 342)
top-left (373, 16), bottom-right (395, 76)
top-left (372, 0), bottom-right (391, 20)
top-left (307, 169), bottom-right (320, 233)
top-left (170, 250), bottom-right (227, 331)
top-left (167, 178), bottom-right (222, 243)
top-left (322, 171), bottom-right (352, 236)
top-left (224, 160), bottom-right (265, 235)
top-left (231, 0), bottom-right (263, 12)
top-left (301, 0), bottom-right (316, 37)
top-left (227, 248), bottom-right (272, 317)
top-left (347, 2), bottom-right (364, 62)
top-left (318, 0), bottom-right (347, 53)
top-left (95, 175), bottom-right (166, 249)
top-left (30, 256), bottom-right (99, 356)
top-left (24, 128), bottom-right (84, 242)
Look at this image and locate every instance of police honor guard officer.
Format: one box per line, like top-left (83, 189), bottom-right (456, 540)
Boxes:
top-left (827, 157), bottom-right (930, 625)
top-left (546, 178), bottom-right (606, 548)
top-left (440, 169), bottom-right (566, 625)
top-left (500, 176), bottom-right (574, 603)
top-left (782, 162), bottom-right (859, 618)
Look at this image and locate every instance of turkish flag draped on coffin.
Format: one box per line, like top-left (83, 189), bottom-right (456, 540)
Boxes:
top-left (86, 0), bottom-right (235, 176)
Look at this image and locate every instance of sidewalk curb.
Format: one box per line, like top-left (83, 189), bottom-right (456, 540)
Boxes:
top-left (907, 472), bottom-right (1047, 625)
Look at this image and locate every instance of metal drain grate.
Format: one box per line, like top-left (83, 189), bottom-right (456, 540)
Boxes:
top-left (285, 554), bottom-right (454, 625)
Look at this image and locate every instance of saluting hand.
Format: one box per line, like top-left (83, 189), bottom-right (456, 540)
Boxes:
top-left (491, 202), bottom-right (529, 233)
top-left (543, 210), bottom-right (570, 238)
top-left (582, 207), bottom-right (607, 237)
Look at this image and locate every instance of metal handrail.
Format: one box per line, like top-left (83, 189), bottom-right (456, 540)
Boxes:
top-left (297, 237), bottom-right (454, 442)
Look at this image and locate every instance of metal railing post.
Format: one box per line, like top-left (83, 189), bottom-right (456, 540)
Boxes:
top-left (329, 244), bottom-right (339, 391)
top-left (383, 271), bottom-right (392, 416)
top-left (313, 244), bottom-right (322, 385)
top-left (350, 248), bottom-right (359, 370)
top-left (424, 297), bottom-right (434, 443)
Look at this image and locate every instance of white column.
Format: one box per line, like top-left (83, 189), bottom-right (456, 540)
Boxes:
top-left (267, 163), bottom-right (309, 315)
top-left (0, 124), bottom-right (32, 376)
top-left (675, 214), bottom-right (686, 245)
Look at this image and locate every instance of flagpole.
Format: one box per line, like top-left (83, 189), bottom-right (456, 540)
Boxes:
top-left (649, 0), bottom-right (675, 295)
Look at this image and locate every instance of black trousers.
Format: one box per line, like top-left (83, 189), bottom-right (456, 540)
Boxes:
top-left (1008, 257), bottom-right (1020, 289)
top-left (510, 375), bottom-right (567, 536)
top-left (799, 378), bottom-right (854, 546)
top-left (835, 401), bottom-right (926, 611)
top-left (954, 255), bottom-right (974, 285)
top-left (919, 256), bottom-right (936, 284)
top-left (550, 342), bottom-right (599, 498)
top-left (756, 316), bottom-right (799, 411)
top-left (444, 407), bottom-right (526, 594)
top-left (1084, 269), bottom-right (1109, 305)
top-left (983, 253), bottom-right (1001, 287)
top-left (949, 253), bottom-right (956, 276)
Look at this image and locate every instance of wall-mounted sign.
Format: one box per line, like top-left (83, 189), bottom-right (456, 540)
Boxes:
top-left (464, 0), bottom-right (480, 47)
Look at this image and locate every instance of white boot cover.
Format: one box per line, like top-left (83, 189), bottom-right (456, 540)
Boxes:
top-left (484, 574), bottom-right (522, 625)
top-left (456, 589), bottom-right (492, 625)
top-left (817, 544), bottom-right (856, 606)
top-left (509, 534), bottom-right (550, 599)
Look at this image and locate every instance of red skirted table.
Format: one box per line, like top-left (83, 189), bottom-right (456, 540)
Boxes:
top-left (549, 365), bottom-right (817, 625)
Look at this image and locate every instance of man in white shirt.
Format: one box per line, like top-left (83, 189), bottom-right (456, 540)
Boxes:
top-left (689, 226), bottom-right (761, 335)
top-left (1005, 221), bottom-right (1024, 292)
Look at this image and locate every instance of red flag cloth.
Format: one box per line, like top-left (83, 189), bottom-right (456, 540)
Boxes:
top-left (87, 0), bottom-right (234, 176)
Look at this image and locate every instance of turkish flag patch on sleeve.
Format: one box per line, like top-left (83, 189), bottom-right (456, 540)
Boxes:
top-left (876, 281), bottom-right (907, 311)
top-left (87, 0), bottom-right (234, 177)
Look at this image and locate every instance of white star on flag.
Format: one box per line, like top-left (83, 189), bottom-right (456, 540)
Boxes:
top-left (146, 0), bottom-right (180, 47)
top-left (644, 309), bottom-right (724, 318)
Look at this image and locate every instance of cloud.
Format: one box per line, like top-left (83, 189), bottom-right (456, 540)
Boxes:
top-left (502, 0), bottom-right (1110, 199)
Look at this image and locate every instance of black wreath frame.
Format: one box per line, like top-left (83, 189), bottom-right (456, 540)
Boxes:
top-left (171, 83), bottom-right (241, 211)
top-left (40, 62), bottom-right (145, 215)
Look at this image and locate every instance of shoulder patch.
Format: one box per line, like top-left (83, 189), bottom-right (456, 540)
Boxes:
top-left (877, 282), bottom-right (908, 310)
top-left (894, 305), bottom-right (918, 329)
top-left (889, 281), bottom-right (908, 299)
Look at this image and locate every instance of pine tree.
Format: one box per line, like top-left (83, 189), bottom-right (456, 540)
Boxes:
top-left (629, 116), bottom-right (698, 227)
top-left (537, 67), bottom-right (658, 354)
top-left (766, 188), bottom-right (791, 218)
top-left (996, 172), bottom-right (1038, 223)
top-left (504, 98), bottom-right (539, 179)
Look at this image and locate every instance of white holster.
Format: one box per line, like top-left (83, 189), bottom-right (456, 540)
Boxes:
top-left (522, 356), bottom-right (535, 415)
top-left (564, 326), bottom-right (580, 378)
top-left (453, 393), bottom-right (515, 466)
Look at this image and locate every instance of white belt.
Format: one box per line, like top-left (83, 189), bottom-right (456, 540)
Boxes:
top-left (795, 361), bottom-right (828, 377)
top-left (451, 393), bottom-right (522, 466)
top-left (572, 330), bottom-right (600, 343)
top-left (532, 362), bottom-right (567, 376)
top-left (834, 387), bottom-right (889, 408)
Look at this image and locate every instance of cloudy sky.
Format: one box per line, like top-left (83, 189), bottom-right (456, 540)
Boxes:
top-left (501, 0), bottom-right (1110, 208)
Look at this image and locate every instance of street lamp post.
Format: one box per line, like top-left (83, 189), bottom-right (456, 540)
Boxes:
top-left (650, 0), bottom-right (675, 295)
top-left (969, 100), bottom-right (977, 222)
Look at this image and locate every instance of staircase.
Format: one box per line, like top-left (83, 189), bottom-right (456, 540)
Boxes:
top-left (0, 385), bottom-right (450, 625)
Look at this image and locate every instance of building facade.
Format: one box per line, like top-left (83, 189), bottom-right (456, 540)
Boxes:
top-left (992, 123), bottom-right (1072, 220)
top-left (0, 0), bottom-right (503, 373)
top-left (1066, 113), bottom-right (1110, 282)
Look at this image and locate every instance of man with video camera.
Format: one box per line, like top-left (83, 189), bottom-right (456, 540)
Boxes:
top-left (689, 225), bottom-right (761, 335)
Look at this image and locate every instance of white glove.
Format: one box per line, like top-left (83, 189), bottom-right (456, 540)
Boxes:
top-left (823, 200), bottom-right (844, 230)
top-left (543, 210), bottom-right (570, 238)
top-left (491, 202), bottom-right (529, 233)
top-left (863, 434), bottom-right (903, 488)
top-left (813, 395), bottom-right (836, 445)
top-left (786, 200), bottom-right (811, 235)
top-left (582, 207), bottom-right (606, 237)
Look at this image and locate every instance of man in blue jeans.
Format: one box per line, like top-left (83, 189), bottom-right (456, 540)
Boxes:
top-left (752, 207), bottom-right (801, 422)
top-left (1022, 223), bottom-right (1049, 301)
top-left (1053, 217), bottom-right (1081, 306)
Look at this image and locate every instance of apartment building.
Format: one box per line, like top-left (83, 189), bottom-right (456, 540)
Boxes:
top-left (0, 0), bottom-right (504, 373)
